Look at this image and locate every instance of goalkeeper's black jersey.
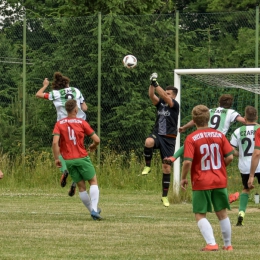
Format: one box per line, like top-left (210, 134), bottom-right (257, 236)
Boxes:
top-left (153, 98), bottom-right (179, 136)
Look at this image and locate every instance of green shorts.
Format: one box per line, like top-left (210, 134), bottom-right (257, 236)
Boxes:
top-left (192, 188), bottom-right (230, 213)
top-left (65, 156), bottom-right (96, 183)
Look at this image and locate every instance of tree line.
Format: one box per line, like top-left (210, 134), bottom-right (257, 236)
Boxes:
top-left (0, 0), bottom-right (258, 156)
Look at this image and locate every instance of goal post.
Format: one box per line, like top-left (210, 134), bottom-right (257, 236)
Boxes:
top-left (173, 68), bottom-right (260, 194)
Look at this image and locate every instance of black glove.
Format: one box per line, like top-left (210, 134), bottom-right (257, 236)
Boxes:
top-left (150, 72), bottom-right (159, 87)
top-left (163, 157), bottom-right (176, 165)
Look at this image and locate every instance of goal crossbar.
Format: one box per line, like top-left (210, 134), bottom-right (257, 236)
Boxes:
top-left (173, 68), bottom-right (260, 194)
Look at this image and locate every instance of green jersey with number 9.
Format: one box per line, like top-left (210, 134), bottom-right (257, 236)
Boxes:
top-left (209, 107), bottom-right (240, 135)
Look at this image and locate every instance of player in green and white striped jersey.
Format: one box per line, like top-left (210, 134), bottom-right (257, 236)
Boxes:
top-left (36, 72), bottom-right (88, 196)
top-left (164, 94), bottom-right (245, 161)
top-left (230, 106), bottom-right (260, 226)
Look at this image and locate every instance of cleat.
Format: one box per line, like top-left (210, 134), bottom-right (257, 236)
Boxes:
top-left (201, 244), bottom-right (219, 251)
top-left (68, 182), bottom-right (76, 197)
top-left (60, 170), bottom-right (69, 187)
top-left (142, 166), bottom-right (151, 175)
top-left (236, 211), bottom-right (245, 226)
top-left (229, 192), bottom-right (239, 204)
top-left (222, 245), bottom-right (233, 251)
top-left (161, 196), bottom-right (170, 207)
top-left (91, 209), bottom-right (102, 220)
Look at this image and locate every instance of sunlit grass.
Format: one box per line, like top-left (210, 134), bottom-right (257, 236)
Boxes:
top-left (0, 150), bottom-right (253, 204)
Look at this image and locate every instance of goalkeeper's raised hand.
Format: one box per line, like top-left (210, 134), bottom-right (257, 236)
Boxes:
top-left (150, 72), bottom-right (159, 87)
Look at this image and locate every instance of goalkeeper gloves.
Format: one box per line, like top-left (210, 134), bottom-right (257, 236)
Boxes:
top-left (150, 72), bottom-right (159, 87)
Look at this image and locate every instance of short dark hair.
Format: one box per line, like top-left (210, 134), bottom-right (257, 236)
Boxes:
top-left (218, 94), bottom-right (233, 108)
top-left (65, 99), bottom-right (77, 113)
top-left (166, 86), bottom-right (178, 96)
top-left (245, 106), bottom-right (257, 122)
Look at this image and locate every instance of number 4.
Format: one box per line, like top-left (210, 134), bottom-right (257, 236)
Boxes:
top-left (68, 127), bottom-right (76, 145)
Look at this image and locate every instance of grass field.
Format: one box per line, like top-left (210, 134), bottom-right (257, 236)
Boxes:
top-left (1, 186), bottom-right (260, 260)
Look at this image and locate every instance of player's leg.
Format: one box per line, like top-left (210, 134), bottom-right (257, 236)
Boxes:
top-left (77, 179), bottom-right (92, 213)
top-left (160, 136), bottom-right (175, 207)
top-left (212, 188), bottom-right (233, 251)
top-left (80, 156), bottom-right (102, 220)
top-left (59, 155), bottom-right (69, 187)
top-left (141, 134), bottom-right (156, 175)
top-left (59, 155), bottom-right (77, 196)
top-left (193, 190), bottom-right (218, 251)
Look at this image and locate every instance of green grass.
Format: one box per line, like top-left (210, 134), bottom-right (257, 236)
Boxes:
top-left (1, 188), bottom-right (260, 260)
top-left (1, 151), bottom-right (260, 259)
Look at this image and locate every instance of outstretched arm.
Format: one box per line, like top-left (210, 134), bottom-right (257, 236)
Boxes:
top-left (179, 120), bottom-right (195, 133)
top-left (236, 116), bottom-right (246, 124)
top-left (36, 78), bottom-right (49, 99)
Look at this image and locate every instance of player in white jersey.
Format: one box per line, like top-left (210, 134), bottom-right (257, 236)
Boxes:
top-left (36, 72), bottom-right (88, 196)
top-left (230, 106), bottom-right (260, 226)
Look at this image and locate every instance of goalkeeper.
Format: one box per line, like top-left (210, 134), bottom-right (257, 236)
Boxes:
top-left (141, 73), bottom-right (179, 207)
top-left (36, 72), bottom-right (88, 196)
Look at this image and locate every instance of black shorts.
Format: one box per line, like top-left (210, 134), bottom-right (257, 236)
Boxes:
top-left (149, 133), bottom-right (176, 160)
top-left (240, 173), bottom-right (260, 189)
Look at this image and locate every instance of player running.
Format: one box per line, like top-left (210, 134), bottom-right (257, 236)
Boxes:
top-left (52, 99), bottom-right (102, 220)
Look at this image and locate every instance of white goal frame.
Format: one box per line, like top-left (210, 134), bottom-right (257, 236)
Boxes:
top-left (173, 68), bottom-right (260, 194)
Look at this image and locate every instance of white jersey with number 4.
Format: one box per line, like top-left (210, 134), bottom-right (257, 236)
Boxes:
top-left (209, 107), bottom-right (240, 135)
top-left (230, 124), bottom-right (260, 174)
top-left (46, 87), bottom-right (86, 121)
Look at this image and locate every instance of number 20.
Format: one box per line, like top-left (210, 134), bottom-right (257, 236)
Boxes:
top-left (200, 144), bottom-right (221, 170)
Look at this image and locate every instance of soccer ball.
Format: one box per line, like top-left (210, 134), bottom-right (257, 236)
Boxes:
top-left (123, 55), bottom-right (137, 69)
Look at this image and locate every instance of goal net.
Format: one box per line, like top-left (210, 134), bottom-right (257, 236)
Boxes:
top-left (173, 68), bottom-right (260, 194)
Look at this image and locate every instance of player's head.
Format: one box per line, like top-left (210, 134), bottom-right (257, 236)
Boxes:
top-left (245, 106), bottom-right (257, 122)
top-left (52, 72), bottom-right (70, 90)
top-left (65, 99), bottom-right (78, 114)
top-left (166, 86), bottom-right (178, 98)
top-left (192, 105), bottom-right (210, 127)
top-left (218, 94), bottom-right (233, 108)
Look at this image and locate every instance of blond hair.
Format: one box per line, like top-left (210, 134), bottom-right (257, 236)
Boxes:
top-left (192, 105), bottom-right (210, 127)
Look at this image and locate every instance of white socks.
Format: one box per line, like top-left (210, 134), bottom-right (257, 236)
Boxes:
top-left (89, 184), bottom-right (99, 212)
top-left (220, 217), bottom-right (232, 247)
top-left (79, 191), bottom-right (92, 213)
top-left (79, 185), bottom-right (100, 213)
top-left (197, 218), bottom-right (216, 245)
